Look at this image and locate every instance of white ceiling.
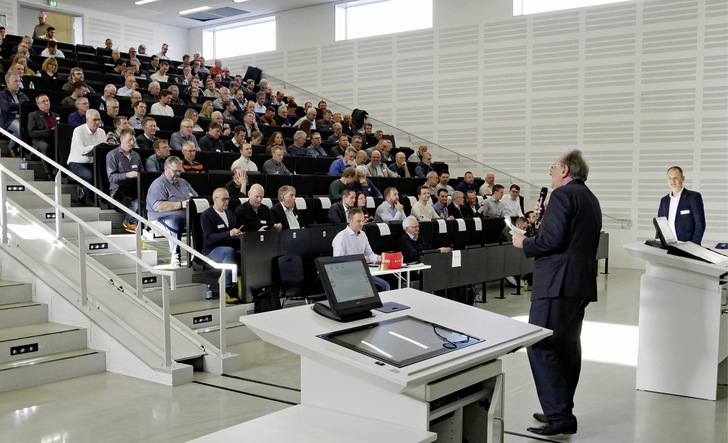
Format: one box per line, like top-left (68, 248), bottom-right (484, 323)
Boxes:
top-left (56, 0), bottom-right (340, 29)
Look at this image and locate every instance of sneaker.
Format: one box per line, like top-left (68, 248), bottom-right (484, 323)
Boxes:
top-left (170, 257), bottom-right (181, 269)
top-left (225, 292), bottom-right (241, 304)
top-left (123, 220), bottom-right (137, 233)
top-left (7, 149), bottom-right (17, 158)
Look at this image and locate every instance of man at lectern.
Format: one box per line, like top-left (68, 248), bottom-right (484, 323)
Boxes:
top-left (510, 150), bottom-right (602, 436)
top-left (657, 166), bottom-right (705, 245)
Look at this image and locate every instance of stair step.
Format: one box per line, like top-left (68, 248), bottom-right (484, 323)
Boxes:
top-left (143, 283), bottom-right (208, 305)
top-left (0, 281), bottom-right (32, 303)
top-left (57, 220), bottom-right (113, 237)
top-left (71, 233), bottom-right (139, 253)
top-left (8, 193), bottom-right (72, 208)
top-left (0, 302), bottom-right (48, 328)
top-left (0, 348), bottom-right (106, 394)
top-left (0, 158), bottom-right (22, 168)
top-left (197, 321), bottom-right (258, 347)
top-left (89, 249), bottom-right (157, 268)
top-left (29, 205), bottom-right (101, 221)
top-left (5, 180), bottom-right (76, 194)
top-left (171, 302), bottom-right (247, 332)
top-left (115, 266), bottom-right (194, 286)
top-left (0, 322), bottom-right (88, 364)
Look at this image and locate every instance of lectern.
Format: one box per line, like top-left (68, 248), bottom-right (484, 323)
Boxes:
top-left (625, 242), bottom-right (728, 400)
top-left (242, 288), bottom-right (550, 441)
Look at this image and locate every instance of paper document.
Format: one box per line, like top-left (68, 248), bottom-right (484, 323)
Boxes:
top-left (504, 217), bottom-right (526, 235)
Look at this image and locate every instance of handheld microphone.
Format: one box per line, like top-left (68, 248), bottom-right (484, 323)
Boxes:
top-left (536, 187), bottom-right (548, 223)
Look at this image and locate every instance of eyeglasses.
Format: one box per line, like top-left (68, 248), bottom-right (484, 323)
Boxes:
top-left (549, 163), bottom-right (564, 173)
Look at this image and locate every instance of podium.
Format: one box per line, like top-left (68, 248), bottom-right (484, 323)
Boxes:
top-left (241, 288), bottom-right (550, 441)
top-left (625, 242), bottom-right (728, 400)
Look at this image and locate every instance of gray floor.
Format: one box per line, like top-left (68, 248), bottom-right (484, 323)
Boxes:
top-left (1, 268), bottom-right (726, 442)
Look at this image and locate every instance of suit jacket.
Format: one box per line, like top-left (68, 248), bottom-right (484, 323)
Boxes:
top-left (398, 233), bottom-right (433, 263)
top-left (522, 179), bottom-right (602, 302)
top-left (271, 202), bottom-right (305, 229)
top-left (200, 207), bottom-right (239, 256)
top-left (27, 110), bottom-right (60, 144)
top-left (0, 88), bottom-right (29, 129)
top-left (327, 202), bottom-right (349, 225)
top-left (460, 203), bottom-right (483, 219)
top-left (447, 202), bottom-right (464, 219)
top-left (235, 201), bottom-right (276, 232)
top-left (657, 188), bottom-right (705, 244)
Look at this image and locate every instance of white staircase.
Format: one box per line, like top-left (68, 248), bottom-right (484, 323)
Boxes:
top-left (0, 280), bottom-right (105, 393)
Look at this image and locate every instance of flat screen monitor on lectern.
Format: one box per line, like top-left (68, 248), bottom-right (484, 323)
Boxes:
top-left (313, 255), bottom-right (383, 322)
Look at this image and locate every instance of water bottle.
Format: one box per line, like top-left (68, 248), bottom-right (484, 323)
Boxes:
top-left (205, 284), bottom-right (212, 300)
top-left (19, 158), bottom-right (27, 170)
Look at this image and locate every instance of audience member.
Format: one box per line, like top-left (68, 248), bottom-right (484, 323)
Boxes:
top-left (143, 81), bottom-right (161, 103)
top-left (306, 132), bottom-right (327, 157)
top-left (329, 167), bottom-right (357, 199)
top-left (435, 170), bottom-right (455, 195)
top-left (293, 107), bottom-right (317, 130)
top-left (145, 139), bottom-right (171, 172)
top-left (502, 184), bottom-right (524, 217)
top-left (38, 57), bottom-right (59, 78)
top-left (415, 152), bottom-right (434, 178)
top-left (331, 208), bottom-right (390, 292)
top-left (198, 122), bottom-right (225, 152)
top-left (355, 191), bottom-right (374, 223)
top-left (230, 141), bottom-right (259, 173)
top-left (68, 109), bottom-right (106, 204)
top-left (150, 61), bottom-right (171, 82)
top-left (67, 97), bottom-right (89, 127)
top-left (461, 190), bottom-right (485, 219)
top-left (135, 117), bottom-right (158, 150)
top-left (481, 184), bottom-right (506, 218)
top-left (105, 115), bottom-right (131, 145)
top-left (106, 128), bottom-right (143, 232)
top-left (262, 145), bottom-right (292, 175)
top-left (272, 185), bottom-right (305, 229)
top-left (0, 72), bottom-right (29, 156)
top-left (33, 13), bottom-right (51, 39)
top-left (410, 186), bottom-right (439, 221)
top-left (350, 166), bottom-right (382, 198)
top-left (328, 122), bottom-right (343, 143)
top-left (433, 189), bottom-right (454, 219)
top-left (329, 147), bottom-right (357, 175)
top-left (316, 110), bottom-right (334, 132)
top-left (374, 187), bottom-right (406, 223)
top-left (170, 119), bottom-right (199, 151)
top-left (225, 167), bottom-right (248, 199)
top-left (26, 93), bottom-right (59, 178)
top-left (328, 189), bottom-right (356, 224)
top-left (287, 131), bottom-right (308, 156)
top-left (341, 113), bottom-right (356, 136)
top-left (330, 135), bottom-right (350, 158)
top-left (149, 89), bottom-right (174, 117)
top-left (41, 41), bottom-right (63, 58)
top-left (398, 216), bottom-right (452, 263)
top-left (455, 171), bottom-right (480, 194)
top-left (181, 141), bottom-right (205, 173)
top-left (389, 152), bottom-right (411, 177)
top-left (424, 171), bottom-right (439, 199)
top-left (480, 173), bottom-right (496, 196)
top-left (409, 144), bottom-right (427, 163)
top-left (366, 150), bottom-right (395, 177)
top-left (355, 150), bottom-right (368, 167)
top-left (447, 191), bottom-right (466, 219)
top-left (128, 100), bottom-right (147, 129)
top-left (260, 106), bottom-right (277, 125)
top-left (201, 188), bottom-right (242, 303)
top-left (101, 98), bottom-right (121, 128)
top-left (235, 184), bottom-right (281, 232)
top-left (146, 156), bottom-right (198, 267)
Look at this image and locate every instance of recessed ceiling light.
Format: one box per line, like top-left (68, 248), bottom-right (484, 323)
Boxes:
top-left (179, 6), bottom-right (211, 15)
top-left (233, 0), bottom-right (250, 2)
top-left (134, 0), bottom-right (158, 4)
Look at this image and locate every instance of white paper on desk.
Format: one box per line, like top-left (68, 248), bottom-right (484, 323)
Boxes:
top-left (473, 218), bottom-right (482, 231)
top-left (377, 223), bottom-right (391, 235)
top-left (452, 250), bottom-right (461, 267)
top-left (504, 217), bottom-right (526, 235)
top-left (318, 197), bottom-right (331, 209)
top-left (295, 197), bottom-right (307, 210)
top-left (436, 219), bottom-right (447, 232)
top-left (456, 219), bottom-right (466, 231)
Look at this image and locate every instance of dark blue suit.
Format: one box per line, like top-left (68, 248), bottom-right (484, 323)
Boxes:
top-left (657, 188), bottom-right (705, 244)
top-left (522, 179), bottom-right (601, 430)
top-left (200, 207), bottom-right (239, 256)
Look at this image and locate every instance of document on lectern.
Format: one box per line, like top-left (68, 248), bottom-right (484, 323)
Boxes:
top-left (654, 217), bottom-right (728, 265)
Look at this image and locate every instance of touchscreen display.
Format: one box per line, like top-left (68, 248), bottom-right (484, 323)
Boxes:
top-left (324, 260), bottom-right (377, 304)
top-left (318, 316), bottom-right (483, 368)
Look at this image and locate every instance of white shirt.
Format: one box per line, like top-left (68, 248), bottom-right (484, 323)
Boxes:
top-left (332, 226), bottom-right (378, 264)
top-left (68, 124), bottom-right (107, 164)
top-left (230, 156), bottom-right (258, 172)
top-left (150, 102), bottom-right (174, 117)
top-left (215, 208), bottom-right (229, 227)
top-left (668, 188), bottom-right (683, 240)
top-left (502, 196), bottom-right (524, 217)
top-left (150, 72), bottom-right (169, 83)
top-left (41, 48), bottom-right (64, 58)
top-left (284, 206), bottom-right (300, 229)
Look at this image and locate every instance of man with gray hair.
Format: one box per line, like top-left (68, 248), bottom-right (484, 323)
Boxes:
top-left (409, 143), bottom-right (428, 163)
top-left (62, 67), bottom-right (96, 93)
top-left (0, 72), bottom-right (29, 157)
top-left (328, 146), bottom-right (357, 175)
top-left (328, 122), bottom-right (343, 143)
top-left (68, 109), bottom-right (106, 204)
top-left (350, 166), bottom-right (382, 198)
top-left (398, 215), bottom-right (452, 263)
top-left (271, 185), bottom-right (304, 230)
top-left (275, 105), bottom-right (293, 126)
top-left (143, 81), bottom-right (161, 103)
top-left (67, 97), bottom-right (90, 127)
top-left (293, 106), bottom-right (317, 130)
top-left (33, 12), bottom-right (51, 39)
top-left (510, 150), bottom-right (601, 437)
top-left (287, 130), bottom-right (308, 156)
top-left (479, 172), bottom-right (496, 196)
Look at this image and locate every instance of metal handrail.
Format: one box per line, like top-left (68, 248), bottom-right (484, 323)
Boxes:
top-left (0, 127), bottom-right (237, 362)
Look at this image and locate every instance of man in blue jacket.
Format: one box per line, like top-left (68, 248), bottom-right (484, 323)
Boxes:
top-left (0, 72), bottom-right (29, 156)
top-left (511, 150), bottom-right (602, 436)
top-left (657, 166), bottom-right (705, 244)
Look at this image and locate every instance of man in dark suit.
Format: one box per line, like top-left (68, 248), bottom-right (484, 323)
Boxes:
top-left (271, 185), bottom-right (305, 230)
top-left (398, 216), bottom-right (452, 263)
top-left (657, 166), bottom-right (705, 244)
top-left (447, 191), bottom-right (466, 219)
top-left (511, 150), bottom-right (602, 436)
top-left (27, 93), bottom-right (59, 178)
top-left (327, 189), bottom-right (356, 225)
top-left (460, 190), bottom-right (485, 219)
top-left (200, 188), bottom-right (242, 304)
top-left (234, 183), bottom-right (282, 232)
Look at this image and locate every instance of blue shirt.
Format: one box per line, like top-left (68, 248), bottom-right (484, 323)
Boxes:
top-left (287, 144), bottom-right (307, 156)
top-left (146, 174), bottom-right (198, 220)
top-left (374, 201), bottom-right (405, 223)
top-left (332, 226), bottom-right (378, 264)
top-left (433, 202), bottom-right (449, 219)
top-left (169, 131), bottom-right (199, 151)
top-left (306, 144), bottom-right (327, 157)
top-left (328, 158), bottom-right (349, 176)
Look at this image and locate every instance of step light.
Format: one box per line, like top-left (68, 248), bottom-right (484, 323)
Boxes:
top-left (11, 343), bottom-right (39, 355)
top-left (193, 315), bottom-right (213, 325)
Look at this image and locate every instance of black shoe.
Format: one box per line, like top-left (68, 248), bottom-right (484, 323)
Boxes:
top-left (533, 412), bottom-right (547, 423)
top-left (527, 424), bottom-right (577, 436)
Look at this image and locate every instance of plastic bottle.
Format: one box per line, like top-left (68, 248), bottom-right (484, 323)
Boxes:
top-left (19, 158), bottom-right (27, 170)
top-left (205, 285), bottom-right (212, 300)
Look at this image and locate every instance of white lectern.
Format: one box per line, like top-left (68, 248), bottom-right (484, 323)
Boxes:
top-left (241, 288), bottom-right (550, 442)
top-left (625, 242), bottom-right (728, 400)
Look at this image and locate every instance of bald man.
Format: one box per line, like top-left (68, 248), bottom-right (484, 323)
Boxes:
top-left (201, 188), bottom-right (242, 303)
top-left (234, 184), bottom-right (282, 232)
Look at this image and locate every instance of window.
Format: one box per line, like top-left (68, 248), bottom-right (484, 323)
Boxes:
top-left (514, 0), bottom-right (632, 16)
top-left (335, 0), bottom-right (433, 41)
top-left (203, 17), bottom-right (276, 59)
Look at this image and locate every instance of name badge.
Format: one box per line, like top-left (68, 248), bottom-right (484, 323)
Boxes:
top-left (680, 209), bottom-right (690, 215)
top-left (131, 165), bottom-right (138, 169)
top-left (217, 224), bottom-right (225, 229)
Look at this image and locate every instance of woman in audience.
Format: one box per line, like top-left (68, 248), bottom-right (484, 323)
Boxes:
top-left (265, 131), bottom-right (284, 154)
top-left (12, 54), bottom-right (35, 76)
top-left (356, 192), bottom-right (373, 224)
top-left (198, 100), bottom-right (214, 119)
top-left (184, 109), bottom-right (204, 132)
top-left (251, 131), bottom-right (264, 146)
top-left (38, 57), bottom-right (58, 78)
